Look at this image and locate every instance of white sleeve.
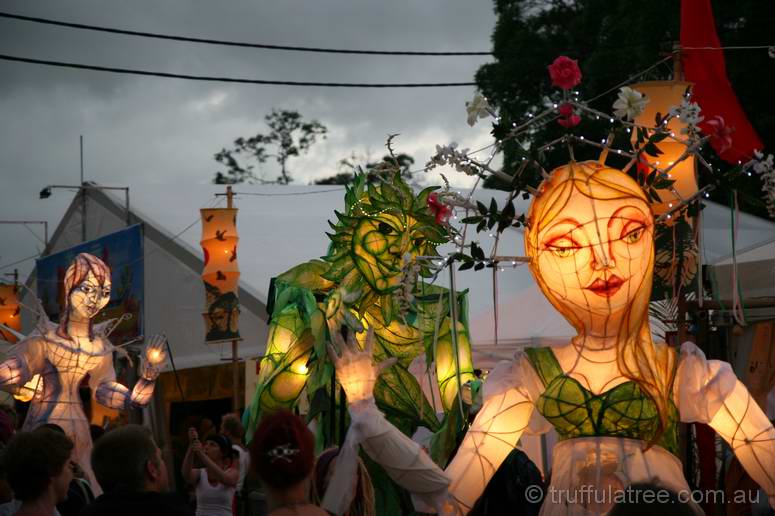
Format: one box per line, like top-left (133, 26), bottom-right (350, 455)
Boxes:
top-left (321, 399), bottom-right (450, 515)
top-left (673, 341), bottom-right (737, 423)
top-left (444, 352), bottom-right (537, 513)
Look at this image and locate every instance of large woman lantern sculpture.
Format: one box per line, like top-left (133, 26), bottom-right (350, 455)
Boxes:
top-left (443, 161), bottom-right (775, 514)
top-left (0, 253), bottom-right (167, 490)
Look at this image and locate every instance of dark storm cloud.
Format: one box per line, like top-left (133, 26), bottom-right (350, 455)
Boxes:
top-left (0, 0), bottom-right (496, 276)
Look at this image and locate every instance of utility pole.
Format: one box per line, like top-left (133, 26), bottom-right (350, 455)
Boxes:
top-left (226, 186), bottom-right (240, 413)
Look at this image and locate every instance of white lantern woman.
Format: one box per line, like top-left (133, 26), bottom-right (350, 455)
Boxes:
top-left (0, 253), bottom-right (167, 491)
top-left (443, 161), bottom-right (775, 514)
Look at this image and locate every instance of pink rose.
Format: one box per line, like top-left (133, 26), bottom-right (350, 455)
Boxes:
top-left (558, 114), bottom-right (581, 128)
top-left (548, 56), bottom-right (582, 90)
top-left (557, 103), bottom-right (574, 117)
top-left (557, 103), bottom-right (581, 128)
top-left (427, 192), bottom-right (452, 224)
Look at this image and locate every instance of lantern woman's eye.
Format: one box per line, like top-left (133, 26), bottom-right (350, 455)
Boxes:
top-left (80, 285), bottom-right (93, 294)
top-left (546, 237), bottom-right (579, 258)
top-left (414, 238), bottom-right (425, 247)
top-left (378, 222), bottom-right (393, 235)
top-left (622, 224), bottom-right (646, 244)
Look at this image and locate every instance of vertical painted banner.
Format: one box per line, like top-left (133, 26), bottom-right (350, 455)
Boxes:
top-left (36, 224), bottom-right (144, 344)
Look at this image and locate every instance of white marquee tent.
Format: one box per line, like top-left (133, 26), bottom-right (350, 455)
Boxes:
top-left (6, 182), bottom-right (775, 371)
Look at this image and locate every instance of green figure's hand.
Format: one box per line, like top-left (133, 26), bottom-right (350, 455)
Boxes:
top-left (325, 287), bottom-right (363, 334)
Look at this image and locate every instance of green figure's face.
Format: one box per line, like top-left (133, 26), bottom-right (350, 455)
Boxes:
top-left (324, 172), bottom-right (449, 295)
top-left (352, 213), bottom-right (430, 293)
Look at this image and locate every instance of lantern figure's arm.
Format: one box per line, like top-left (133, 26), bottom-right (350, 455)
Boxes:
top-left (95, 335), bottom-right (167, 410)
top-left (0, 356), bottom-right (27, 391)
top-left (434, 317), bottom-right (476, 412)
top-left (0, 336), bottom-right (45, 393)
top-left (708, 379), bottom-right (775, 507)
top-left (95, 361), bottom-right (161, 410)
top-left (440, 356), bottom-right (540, 514)
top-left (323, 327), bottom-right (452, 515)
top-left (444, 385), bottom-right (533, 513)
top-left (244, 295), bottom-right (317, 441)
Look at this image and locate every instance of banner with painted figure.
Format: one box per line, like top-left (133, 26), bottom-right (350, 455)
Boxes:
top-left (36, 224), bottom-right (144, 344)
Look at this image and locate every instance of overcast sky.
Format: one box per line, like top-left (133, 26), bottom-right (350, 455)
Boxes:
top-left (0, 1), bottom-right (497, 278)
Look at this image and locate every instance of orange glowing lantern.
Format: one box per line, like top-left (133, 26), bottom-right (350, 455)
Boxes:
top-left (631, 81), bottom-right (697, 215)
top-left (200, 198), bottom-right (241, 343)
top-left (0, 282), bottom-right (21, 343)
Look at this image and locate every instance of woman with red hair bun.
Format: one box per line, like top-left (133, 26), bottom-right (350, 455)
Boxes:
top-left (250, 410), bottom-right (326, 516)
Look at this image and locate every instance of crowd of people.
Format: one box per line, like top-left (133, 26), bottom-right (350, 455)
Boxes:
top-left (0, 404), bottom-right (385, 516)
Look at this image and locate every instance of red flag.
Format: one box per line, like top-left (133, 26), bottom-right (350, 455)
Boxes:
top-left (681, 0), bottom-right (763, 163)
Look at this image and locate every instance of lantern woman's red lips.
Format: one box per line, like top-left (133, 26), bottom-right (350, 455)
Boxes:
top-left (585, 275), bottom-right (624, 297)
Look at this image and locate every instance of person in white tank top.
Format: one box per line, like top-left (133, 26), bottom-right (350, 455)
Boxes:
top-left (182, 429), bottom-right (239, 516)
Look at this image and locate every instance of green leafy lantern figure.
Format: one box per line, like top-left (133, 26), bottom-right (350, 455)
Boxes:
top-left (244, 171), bottom-right (475, 442)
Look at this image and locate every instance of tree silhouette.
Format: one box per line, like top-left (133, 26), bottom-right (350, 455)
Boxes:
top-left (476, 0), bottom-right (775, 218)
top-left (213, 109), bottom-right (327, 184)
top-left (314, 153), bottom-right (415, 185)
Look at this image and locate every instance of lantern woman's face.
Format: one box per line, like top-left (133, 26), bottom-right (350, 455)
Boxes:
top-left (534, 190), bottom-right (653, 328)
top-left (69, 270), bottom-right (112, 320)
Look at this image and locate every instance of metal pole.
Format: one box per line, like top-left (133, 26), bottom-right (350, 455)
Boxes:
top-left (80, 135), bottom-right (84, 184)
top-left (80, 136), bottom-right (86, 242)
top-left (125, 188), bottom-right (131, 226)
top-left (226, 186), bottom-right (240, 413)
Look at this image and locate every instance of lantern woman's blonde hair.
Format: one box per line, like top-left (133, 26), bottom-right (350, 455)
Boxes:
top-left (57, 253), bottom-right (111, 341)
top-left (524, 160), bottom-right (677, 448)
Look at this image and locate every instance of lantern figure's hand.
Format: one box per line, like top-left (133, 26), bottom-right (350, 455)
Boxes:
top-left (141, 334), bottom-right (167, 380)
top-left (327, 326), bottom-right (396, 405)
top-left (324, 287), bottom-right (363, 335)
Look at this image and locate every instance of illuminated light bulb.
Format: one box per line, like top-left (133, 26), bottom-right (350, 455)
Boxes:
top-left (296, 363), bottom-right (308, 375)
top-left (655, 161), bottom-right (660, 165)
top-left (610, 118), bottom-right (614, 123)
top-left (626, 128), bottom-right (631, 133)
top-left (666, 214), bottom-right (672, 219)
top-left (668, 203), bottom-right (673, 208)
top-left (553, 103), bottom-right (558, 108)
top-left (580, 136), bottom-right (585, 140)
top-left (704, 192), bottom-right (710, 198)
top-left (616, 149), bottom-right (622, 154)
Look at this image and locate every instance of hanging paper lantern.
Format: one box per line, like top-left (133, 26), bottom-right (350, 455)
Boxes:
top-left (631, 81), bottom-right (697, 215)
top-left (200, 207), bottom-right (241, 343)
top-left (0, 282), bottom-right (21, 343)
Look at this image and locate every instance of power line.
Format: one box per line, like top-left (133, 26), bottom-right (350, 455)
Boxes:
top-left (231, 188), bottom-right (345, 196)
top-left (0, 11), bottom-right (492, 56)
top-left (0, 54), bottom-right (476, 87)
